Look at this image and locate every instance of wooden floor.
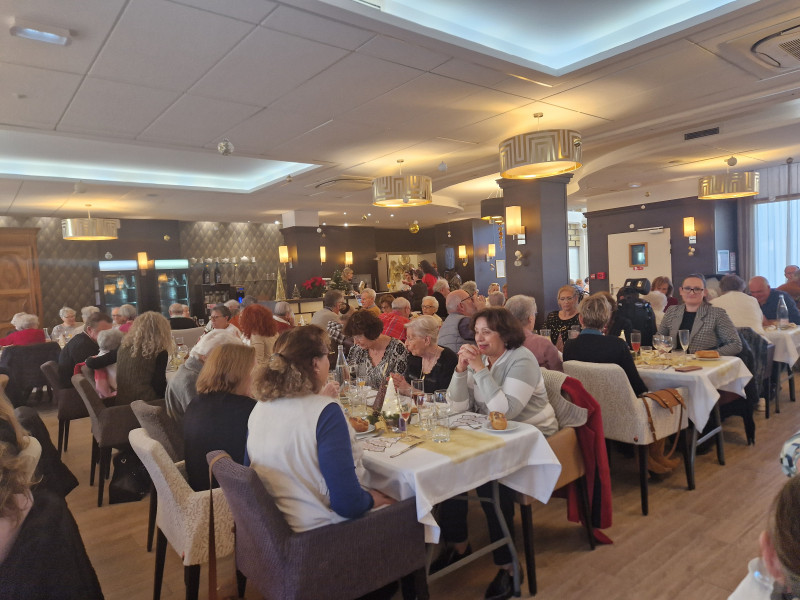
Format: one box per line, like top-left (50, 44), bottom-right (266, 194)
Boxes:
top-left (38, 384), bottom-right (800, 600)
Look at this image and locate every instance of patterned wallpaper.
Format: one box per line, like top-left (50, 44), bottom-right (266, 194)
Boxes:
top-left (0, 216), bottom-right (96, 329)
top-left (1, 217), bottom-right (285, 328)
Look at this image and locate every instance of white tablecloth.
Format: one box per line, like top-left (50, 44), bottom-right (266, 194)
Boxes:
top-left (637, 356), bottom-right (752, 431)
top-left (360, 415), bottom-right (561, 543)
top-left (763, 326), bottom-right (800, 366)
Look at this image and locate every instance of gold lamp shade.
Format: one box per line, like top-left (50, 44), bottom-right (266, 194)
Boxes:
top-left (372, 174), bottom-right (432, 207)
top-left (499, 129), bottom-right (582, 179)
top-left (61, 218), bottom-right (119, 240)
top-left (698, 171), bottom-right (759, 199)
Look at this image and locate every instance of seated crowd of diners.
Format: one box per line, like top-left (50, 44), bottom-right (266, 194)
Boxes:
top-left (3, 263), bottom-right (800, 600)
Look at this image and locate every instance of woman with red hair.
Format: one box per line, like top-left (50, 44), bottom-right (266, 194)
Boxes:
top-left (239, 304), bottom-right (279, 366)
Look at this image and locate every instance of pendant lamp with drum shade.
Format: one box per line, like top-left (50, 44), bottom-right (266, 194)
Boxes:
top-left (499, 113), bottom-right (582, 179)
top-left (698, 157), bottom-right (759, 199)
top-left (62, 203), bottom-right (119, 241)
top-left (372, 159), bottom-right (432, 207)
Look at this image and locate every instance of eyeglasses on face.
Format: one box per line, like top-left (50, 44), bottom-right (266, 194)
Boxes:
top-left (459, 294), bottom-right (474, 305)
top-left (422, 304), bottom-right (436, 309)
top-left (681, 286), bottom-right (704, 294)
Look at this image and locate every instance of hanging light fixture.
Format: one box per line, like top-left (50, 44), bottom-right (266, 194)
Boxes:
top-left (698, 157), bottom-right (759, 199)
top-left (372, 159), bottom-right (433, 207)
top-left (480, 196), bottom-right (505, 223)
top-left (499, 113), bottom-right (582, 179)
top-left (62, 204), bottom-right (119, 241)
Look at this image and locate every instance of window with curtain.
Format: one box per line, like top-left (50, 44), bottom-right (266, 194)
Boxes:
top-left (753, 198), bottom-right (800, 285)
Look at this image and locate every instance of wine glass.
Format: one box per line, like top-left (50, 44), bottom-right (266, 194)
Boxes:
top-left (398, 397), bottom-right (412, 435)
top-left (630, 331), bottom-right (641, 354)
top-left (197, 318), bottom-right (205, 327)
top-left (678, 329), bottom-right (690, 353)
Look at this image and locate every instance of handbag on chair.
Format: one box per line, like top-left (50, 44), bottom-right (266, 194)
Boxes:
top-left (640, 388), bottom-right (685, 474)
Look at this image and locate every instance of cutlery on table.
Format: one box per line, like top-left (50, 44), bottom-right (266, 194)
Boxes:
top-left (390, 440), bottom-right (423, 458)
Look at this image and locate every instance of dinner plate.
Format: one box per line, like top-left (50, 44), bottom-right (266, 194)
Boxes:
top-left (355, 423), bottom-right (376, 437)
top-left (481, 421), bottom-right (521, 434)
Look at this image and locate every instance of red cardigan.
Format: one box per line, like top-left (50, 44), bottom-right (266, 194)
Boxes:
top-left (0, 328), bottom-right (46, 347)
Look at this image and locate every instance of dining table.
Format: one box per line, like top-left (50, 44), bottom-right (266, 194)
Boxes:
top-left (358, 409), bottom-right (562, 595)
top-left (763, 325), bottom-right (800, 406)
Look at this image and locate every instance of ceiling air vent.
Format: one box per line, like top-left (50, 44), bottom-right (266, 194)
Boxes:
top-left (313, 175), bottom-right (373, 192)
top-left (752, 25), bottom-right (800, 69)
top-left (684, 127), bottom-right (719, 141)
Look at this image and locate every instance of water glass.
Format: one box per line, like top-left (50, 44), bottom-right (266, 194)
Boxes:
top-left (433, 407), bottom-right (451, 443)
top-left (672, 349), bottom-right (686, 367)
top-left (539, 328), bottom-right (551, 341)
top-left (678, 329), bottom-right (690, 353)
top-left (411, 378), bottom-right (425, 407)
top-left (418, 394), bottom-right (436, 433)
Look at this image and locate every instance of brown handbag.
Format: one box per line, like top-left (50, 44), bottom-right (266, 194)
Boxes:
top-left (640, 388), bottom-right (686, 461)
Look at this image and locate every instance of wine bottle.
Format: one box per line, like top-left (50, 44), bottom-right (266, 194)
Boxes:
top-left (214, 262), bottom-right (222, 284)
top-left (202, 264), bottom-right (211, 284)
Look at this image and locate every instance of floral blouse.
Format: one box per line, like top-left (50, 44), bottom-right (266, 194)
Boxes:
top-left (347, 337), bottom-right (409, 389)
top-left (543, 310), bottom-right (580, 346)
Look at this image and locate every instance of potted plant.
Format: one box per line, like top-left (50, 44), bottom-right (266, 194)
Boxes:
top-left (301, 276), bottom-right (327, 298)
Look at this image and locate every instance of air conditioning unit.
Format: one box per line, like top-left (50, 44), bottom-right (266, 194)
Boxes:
top-left (752, 25), bottom-right (800, 69)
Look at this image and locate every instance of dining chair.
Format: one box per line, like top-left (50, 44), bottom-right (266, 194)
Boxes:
top-left (563, 360), bottom-right (692, 516)
top-left (1, 341), bottom-right (60, 406)
top-left (129, 428), bottom-right (235, 600)
top-left (72, 373), bottom-right (141, 506)
top-left (40, 360), bottom-right (89, 456)
top-left (19, 435), bottom-right (42, 483)
top-left (170, 327), bottom-right (204, 351)
top-left (208, 450), bottom-right (429, 600)
top-left (131, 399), bottom-right (185, 552)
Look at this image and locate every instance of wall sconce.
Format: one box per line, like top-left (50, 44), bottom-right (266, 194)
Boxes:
top-left (514, 250), bottom-right (526, 267)
top-left (505, 206), bottom-right (526, 244)
top-left (486, 243), bottom-right (496, 262)
top-left (320, 246), bottom-right (326, 263)
top-left (684, 217), bottom-right (697, 256)
top-left (137, 251), bottom-right (149, 273)
top-left (345, 251), bottom-right (353, 266)
top-left (279, 245), bottom-right (292, 268)
top-left (458, 245), bottom-right (468, 267)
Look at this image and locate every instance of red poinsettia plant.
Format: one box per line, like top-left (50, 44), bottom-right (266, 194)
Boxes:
top-left (301, 276), bottom-right (327, 297)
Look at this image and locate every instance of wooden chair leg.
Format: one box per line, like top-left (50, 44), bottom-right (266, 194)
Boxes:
top-left (637, 445), bottom-right (649, 516)
top-left (575, 477), bottom-right (596, 550)
top-left (184, 564), bottom-right (201, 600)
top-left (236, 569), bottom-right (247, 599)
top-left (147, 483), bottom-right (157, 552)
top-left (90, 438), bottom-right (98, 486)
top-left (154, 528), bottom-right (167, 600)
top-left (63, 419), bottom-right (71, 452)
top-left (519, 503), bottom-right (537, 596)
top-left (58, 419), bottom-right (65, 456)
top-left (713, 404), bottom-right (725, 466)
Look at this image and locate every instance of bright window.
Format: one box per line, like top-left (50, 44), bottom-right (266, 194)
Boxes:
top-left (754, 199), bottom-right (800, 284)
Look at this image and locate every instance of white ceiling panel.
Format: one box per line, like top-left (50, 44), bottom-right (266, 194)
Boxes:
top-left (212, 107), bottom-right (327, 155)
top-left (58, 78), bottom-right (180, 137)
top-left (138, 94), bottom-right (262, 147)
top-left (343, 72), bottom-right (483, 127)
top-left (190, 26), bottom-right (349, 106)
top-left (169, 0), bottom-right (278, 24)
top-left (432, 59), bottom-right (510, 87)
top-left (269, 53), bottom-right (422, 123)
top-left (89, 0), bottom-right (254, 92)
top-left (357, 35), bottom-right (450, 71)
top-left (0, 63), bottom-right (83, 128)
top-left (0, 178), bottom-right (23, 213)
top-left (262, 4), bottom-right (373, 50)
top-left (0, 0), bottom-right (125, 74)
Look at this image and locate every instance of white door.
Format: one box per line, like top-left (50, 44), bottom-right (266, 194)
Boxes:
top-left (607, 229), bottom-right (671, 296)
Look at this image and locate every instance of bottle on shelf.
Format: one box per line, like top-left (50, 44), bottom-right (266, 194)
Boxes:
top-left (214, 262), bottom-right (222, 284)
top-left (777, 294), bottom-right (790, 330)
top-left (202, 264), bottom-right (211, 284)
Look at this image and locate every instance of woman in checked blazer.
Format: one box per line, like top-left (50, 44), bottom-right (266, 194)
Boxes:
top-left (658, 273), bottom-right (742, 356)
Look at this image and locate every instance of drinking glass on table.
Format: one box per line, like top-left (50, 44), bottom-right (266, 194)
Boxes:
top-left (539, 328), bottom-right (551, 342)
top-left (678, 329), bottom-right (690, 353)
top-left (630, 331), bottom-right (641, 354)
top-left (411, 378), bottom-right (425, 405)
top-left (398, 396), bottom-right (412, 434)
top-left (418, 393), bottom-right (436, 435)
top-left (197, 318), bottom-right (205, 327)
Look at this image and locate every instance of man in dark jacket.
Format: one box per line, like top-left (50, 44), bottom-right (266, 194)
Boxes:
top-left (57, 312), bottom-right (112, 386)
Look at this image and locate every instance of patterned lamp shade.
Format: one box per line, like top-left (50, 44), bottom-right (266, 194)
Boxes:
top-left (698, 171), bottom-right (759, 199)
top-left (499, 129), bottom-right (582, 179)
top-left (61, 218), bottom-right (119, 240)
top-left (372, 174), bottom-right (432, 207)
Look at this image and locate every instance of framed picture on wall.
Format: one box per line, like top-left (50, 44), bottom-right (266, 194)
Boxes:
top-left (629, 242), bottom-right (648, 267)
top-left (717, 250), bottom-right (730, 273)
top-left (496, 260), bottom-right (506, 278)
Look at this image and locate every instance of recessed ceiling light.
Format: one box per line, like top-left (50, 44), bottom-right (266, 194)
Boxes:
top-left (343, 212), bottom-right (347, 215)
top-left (344, 222), bottom-right (348, 227)
top-left (10, 18), bottom-right (71, 45)
top-left (322, 222), bottom-right (327, 226)
top-left (628, 182), bottom-right (641, 188)
top-left (390, 214), bottom-right (394, 218)
top-left (274, 220), bottom-right (280, 225)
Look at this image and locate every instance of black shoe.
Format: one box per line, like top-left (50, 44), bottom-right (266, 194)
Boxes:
top-left (429, 544), bottom-right (472, 574)
top-left (484, 568), bottom-right (521, 600)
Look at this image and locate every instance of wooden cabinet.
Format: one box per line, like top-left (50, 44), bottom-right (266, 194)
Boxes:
top-left (0, 228), bottom-right (42, 336)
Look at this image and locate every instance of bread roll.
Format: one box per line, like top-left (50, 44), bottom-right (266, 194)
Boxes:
top-left (349, 417), bottom-right (369, 433)
top-left (695, 350), bottom-right (720, 359)
top-left (489, 411), bottom-right (507, 430)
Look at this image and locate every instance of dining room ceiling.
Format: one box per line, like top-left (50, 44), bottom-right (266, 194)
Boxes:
top-left (2, 0), bottom-right (800, 229)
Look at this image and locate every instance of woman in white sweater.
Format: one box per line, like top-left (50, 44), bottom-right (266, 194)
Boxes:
top-left (439, 307), bottom-right (557, 600)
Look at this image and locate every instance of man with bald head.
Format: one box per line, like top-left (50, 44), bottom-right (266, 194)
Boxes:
top-left (749, 276), bottom-right (800, 325)
top-left (439, 289), bottom-right (478, 352)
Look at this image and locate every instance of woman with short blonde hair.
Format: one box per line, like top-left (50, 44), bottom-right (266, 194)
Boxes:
top-left (115, 311), bottom-right (173, 404)
top-left (391, 315), bottom-right (457, 395)
top-left (1, 313), bottom-right (45, 347)
top-left (183, 344), bottom-right (256, 491)
top-left (248, 326), bottom-right (395, 534)
top-left (542, 285), bottom-right (581, 347)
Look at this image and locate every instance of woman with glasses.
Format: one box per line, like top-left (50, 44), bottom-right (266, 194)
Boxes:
top-left (658, 274), bottom-right (741, 355)
top-left (390, 316), bottom-right (457, 395)
top-left (343, 310), bottom-right (408, 389)
top-left (543, 285), bottom-right (581, 348)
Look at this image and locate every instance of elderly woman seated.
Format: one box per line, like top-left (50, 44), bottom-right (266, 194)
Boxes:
top-left (504, 295), bottom-right (562, 371)
top-left (80, 306), bottom-right (99, 325)
top-left (343, 310), bottom-right (408, 389)
top-left (439, 307), bottom-right (556, 598)
top-left (91, 329), bottom-right (124, 399)
top-left (390, 315), bottom-right (458, 395)
top-left (112, 304), bottom-right (136, 333)
top-left (0, 313), bottom-right (45, 347)
top-left (272, 301), bottom-right (295, 332)
top-left (50, 307), bottom-right (84, 343)
top-left (415, 296), bottom-right (442, 326)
